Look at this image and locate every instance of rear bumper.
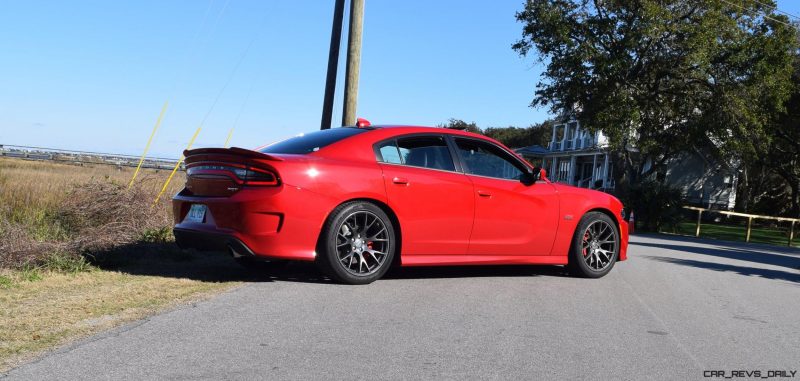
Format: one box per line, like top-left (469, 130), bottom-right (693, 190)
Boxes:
top-left (172, 186), bottom-right (334, 262)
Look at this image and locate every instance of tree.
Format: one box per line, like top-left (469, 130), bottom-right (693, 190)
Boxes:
top-left (763, 40), bottom-right (800, 217)
top-left (484, 121), bottom-right (553, 149)
top-left (439, 118), bottom-right (481, 133)
top-left (513, 0), bottom-right (797, 213)
top-left (439, 119), bottom-right (552, 148)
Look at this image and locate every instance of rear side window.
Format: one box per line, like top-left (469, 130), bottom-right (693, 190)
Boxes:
top-left (377, 136), bottom-right (455, 172)
top-left (378, 143), bottom-right (402, 164)
top-left (260, 127), bottom-right (367, 154)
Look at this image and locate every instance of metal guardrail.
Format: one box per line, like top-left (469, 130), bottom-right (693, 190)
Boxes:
top-left (0, 144), bottom-right (180, 170)
top-left (683, 206), bottom-right (798, 247)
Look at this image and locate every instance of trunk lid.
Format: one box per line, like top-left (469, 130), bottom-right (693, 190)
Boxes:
top-left (182, 147), bottom-right (282, 197)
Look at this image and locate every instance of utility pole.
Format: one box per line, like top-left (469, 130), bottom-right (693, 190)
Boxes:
top-left (320, 0), bottom-right (346, 130)
top-left (342, 0), bottom-right (364, 126)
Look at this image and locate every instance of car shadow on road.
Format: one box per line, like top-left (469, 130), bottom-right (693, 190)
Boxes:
top-left (630, 237), bottom-right (800, 272)
top-left (645, 256), bottom-right (800, 284)
top-left (630, 235), bottom-right (800, 283)
top-left (89, 242), bottom-right (570, 284)
top-left (384, 264), bottom-right (568, 280)
top-left (88, 242), bottom-right (295, 283)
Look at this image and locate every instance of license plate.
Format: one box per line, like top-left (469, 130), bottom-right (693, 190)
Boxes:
top-left (186, 204), bottom-right (207, 223)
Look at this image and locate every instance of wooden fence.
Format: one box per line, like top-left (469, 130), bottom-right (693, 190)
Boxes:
top-left (683, 206), bottom-right (798, 247)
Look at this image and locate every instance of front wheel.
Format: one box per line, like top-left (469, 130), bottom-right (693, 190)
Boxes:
top-left (317, 202), bottom-right (396, 285)
top-left (568, 212), bottom-right (619, 278)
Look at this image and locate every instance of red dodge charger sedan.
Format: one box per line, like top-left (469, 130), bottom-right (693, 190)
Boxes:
top-left (173, 123), bottom-right (628, 284)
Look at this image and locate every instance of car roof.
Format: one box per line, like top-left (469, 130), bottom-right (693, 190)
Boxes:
top-left (356, 125), bottom-right (488, 139)
top-left (318, 124), bottom-right (527, 166)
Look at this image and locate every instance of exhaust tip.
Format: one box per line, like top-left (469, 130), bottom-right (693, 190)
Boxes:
top-left (228, 245), bottom-right (246, 258)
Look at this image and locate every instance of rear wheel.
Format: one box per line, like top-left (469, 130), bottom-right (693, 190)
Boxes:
top-left (317, 201), bottom-right (396, 285)
top-left (568, 212), bottom-right (619, 278)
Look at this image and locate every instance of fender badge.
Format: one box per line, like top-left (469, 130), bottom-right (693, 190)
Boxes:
top-left (564, 214), bottom-right (574, 220)
top-left (227, 187), bottom-right (239, 192)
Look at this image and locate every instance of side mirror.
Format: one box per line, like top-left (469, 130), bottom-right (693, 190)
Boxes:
top-left (521, 167), bottom-right (542, 186)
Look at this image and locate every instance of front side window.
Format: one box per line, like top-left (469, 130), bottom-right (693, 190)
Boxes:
top-left (376, 136), bottom-right (455, 172)
top-left (454, 138), bottom-right (527, 180)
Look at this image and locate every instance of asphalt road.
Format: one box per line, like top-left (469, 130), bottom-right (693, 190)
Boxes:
top-left (4, 234), bottom-right (800, 380)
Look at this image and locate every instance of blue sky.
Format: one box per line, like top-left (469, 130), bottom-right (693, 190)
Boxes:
top-left (1, 1), bottom-right (798, 158)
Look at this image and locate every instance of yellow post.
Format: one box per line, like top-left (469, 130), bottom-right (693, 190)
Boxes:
top-left (153, 127), bottom-right (201, 205)
top-left (223, 128), bottom-right (234, 148)
top-left (746, 217), bottom-right (753, 242)
top-left (129, 101), bottom-right (169, 189)
top-left (789, 221), bottom-right (795, 247)
top-left (695, 210), bottom-right (702, 237)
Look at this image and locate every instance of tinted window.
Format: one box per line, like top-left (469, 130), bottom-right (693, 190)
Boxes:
top-left (454, 138), bottom-right (526, 180)
top-left (399, 137), bottom-right (455, 171)
top-left (260, 127), bottom-right (367, 154)
top-left (376, 136), bottom-right (455, 172)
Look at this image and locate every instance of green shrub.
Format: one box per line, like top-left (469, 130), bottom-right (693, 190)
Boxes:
top-left (18, 265), bottom-right (43, 283)
top-left (42, 253), bottom-right (94, 274)
top-left (139, 227), bottom-right (173, 243)
top-left (0, 275), bottom-right (12, 289)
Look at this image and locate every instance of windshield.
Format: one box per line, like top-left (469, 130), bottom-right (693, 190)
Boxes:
top-left (259, 127), bottom-right (368, 154)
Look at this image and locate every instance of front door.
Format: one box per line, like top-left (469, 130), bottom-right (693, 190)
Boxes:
top-left (452, 137), bottom-right (559, 256)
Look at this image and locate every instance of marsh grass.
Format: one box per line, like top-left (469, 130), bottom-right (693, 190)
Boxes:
top-left (0, 157), bottom-right (241, 371)
top-left (0, 158), bottom-right (183, 269)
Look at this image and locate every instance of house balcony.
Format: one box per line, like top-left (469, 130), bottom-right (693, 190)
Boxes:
top-left (548, 136), bottom-right (597, 152)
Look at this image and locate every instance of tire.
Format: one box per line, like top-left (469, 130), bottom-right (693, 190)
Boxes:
top-left (317, 201), bottom-right (396, 285)
top-left (567, 211), bottom-right (619, 278)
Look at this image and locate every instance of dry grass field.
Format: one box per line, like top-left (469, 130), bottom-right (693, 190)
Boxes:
top-left (0, 157), bottom-right (245, 371)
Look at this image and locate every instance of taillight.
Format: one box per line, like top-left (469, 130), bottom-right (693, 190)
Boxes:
top-left (240, 167), bottom-right (278, 186)
top-left (186, 164), bottom-right (279, 186)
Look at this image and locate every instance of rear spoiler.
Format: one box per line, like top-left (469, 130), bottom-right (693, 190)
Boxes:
top-left (183, 147), bottom-right (284, 162)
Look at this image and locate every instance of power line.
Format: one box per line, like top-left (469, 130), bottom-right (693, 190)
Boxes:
top-left (750, 0), bottom-right (800, 22)
top-left (156, 3), bottom-right (268, 200)
top-left (128, 0), bottom-right (217, 188)
top-left (226, 74), bottom-right (258, 148)
top-left (720, 0), bottom-right (800, 29)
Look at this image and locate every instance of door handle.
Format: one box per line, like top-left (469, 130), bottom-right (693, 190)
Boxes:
top-left (477, 190), bottom-right (492, 197)
top-left (392, 177), bottom-right (409, 185)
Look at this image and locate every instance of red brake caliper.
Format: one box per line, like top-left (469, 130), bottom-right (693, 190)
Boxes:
top-left (582, 231), bottom-right (590, 257)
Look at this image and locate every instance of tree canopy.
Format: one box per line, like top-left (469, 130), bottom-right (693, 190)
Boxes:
top-left (514, 0), bottom-right (798, 203)
top-left (440, 119), bottom-right (552, 148)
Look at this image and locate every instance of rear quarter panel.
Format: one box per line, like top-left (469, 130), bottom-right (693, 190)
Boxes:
top-left (271, 153), bottom-right (388, 237)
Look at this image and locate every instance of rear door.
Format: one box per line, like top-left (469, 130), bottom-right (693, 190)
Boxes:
top-left (376, 135), bottom-right (475, 255)
top-left (451, 137), bottom-right (559, 256)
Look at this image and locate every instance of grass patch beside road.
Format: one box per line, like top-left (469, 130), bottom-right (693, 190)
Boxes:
top-left (0, 158), bottom-right (247, 371)
top-left (666, 222), bottom-right (799, 248)
top-left (0, 245), bottom-right (248, 372)
top-left (0, 268), bottom-right (237, 371)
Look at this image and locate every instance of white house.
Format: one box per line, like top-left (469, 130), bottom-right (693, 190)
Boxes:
top-left (516, 119), bottom-right (737, 210)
